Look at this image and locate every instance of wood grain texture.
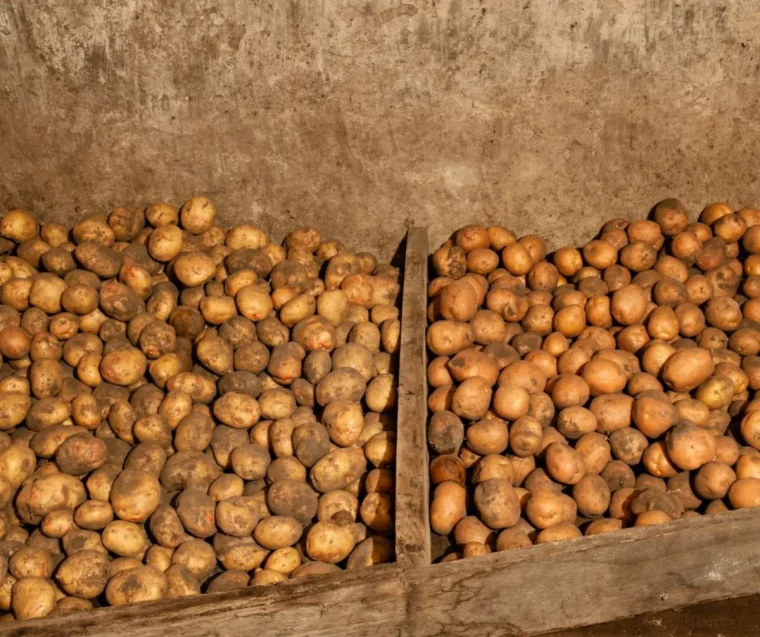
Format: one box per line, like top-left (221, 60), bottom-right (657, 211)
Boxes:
top-left (6, 509), bottom-right (760, 636)
top-left (1, 565), bottom-right (406, 637)
top-left (395, 227), bottom-right (431, 568)
top-left (405, 508), bottom-right (760, 636)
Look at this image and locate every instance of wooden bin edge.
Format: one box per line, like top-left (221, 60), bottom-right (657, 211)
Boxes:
top-left (6, 509), bottom-right (760, 636)
top-left (395, 227), bottom-right (431, 568)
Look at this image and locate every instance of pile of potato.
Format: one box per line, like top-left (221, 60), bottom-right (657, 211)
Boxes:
top-left (0, 198), bottom-right (399, 620)
top-left (427, 200), bottom-right (760, 558)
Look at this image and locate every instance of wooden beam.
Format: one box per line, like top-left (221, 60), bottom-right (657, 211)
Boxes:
top-left (1, 565), bottom-right (407, 637)
top-left (405, 508), bottom-right (760, 636)
top-left (395, 227), bottom-right (431, 568)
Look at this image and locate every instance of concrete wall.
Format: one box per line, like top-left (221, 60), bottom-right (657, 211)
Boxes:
top-left (0, 1), bottom-right (758, 259)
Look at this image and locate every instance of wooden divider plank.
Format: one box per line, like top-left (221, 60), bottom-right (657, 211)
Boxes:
top-left (395, 227), bottom-right (431, 568)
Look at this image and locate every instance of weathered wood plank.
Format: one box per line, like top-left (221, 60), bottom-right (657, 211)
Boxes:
top-left (395, 227), bottom-right (431, 568)
top-left (1, 564), bottom-right (406, 637)
top-left (405, 508), bottom-right (760, 636)
top-left (551, 593), bottom-right (760, 637)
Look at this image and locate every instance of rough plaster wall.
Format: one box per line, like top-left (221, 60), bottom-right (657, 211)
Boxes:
top-left (0, 1), bottom-right (758, 259)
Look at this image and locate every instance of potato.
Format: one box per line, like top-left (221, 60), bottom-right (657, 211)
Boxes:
top-left (572, 475), bottom-right (611, 518)
top-left (55, 434), bottom-right (107, 476)
top-left (465, 418), bottom-right (508, 456)
top-left (473, 478), bottom-right (520, 529)
top-left (661, 348), bottom-right (715, 392)
top-left (642, 441), bottom-right (679, 478)
top-left (346, 536), bottom-right (394, 569)
top-left (427, 320), bottom-right (474, 356)
top-left (105, 565), bottom-right (167, 607)
top-left (16, 474), bottom-right (87, 524)
top-left (509, 416), bottom-right (543, 458)
top-left (102, 520), bottom-right (147, 557)
top-left (305, 521), bottom-right (356, 563)
top-left (634, 511), bottom-right (673, 526)
top-left (729, 478), bottom-right (760, 509)
top-left (74, 500), bottom-right (114, 531)
top-left (494, 528), bottom-right (533, 551)
top-left (665, 423), bottom-right (717, 471)
top-left (550, 374), bottom-right (590, 409)
top-left (693, 461), bottom-right (736, 500)
top-left (175, 489), bottom-right (216, 538)
top-left (545, 442), bottom-right (586, 485)
top-left (430, 481), bottom-right (467, 535)
top-left (536, 522), bottom-right (582, 544)
top-left (0, 393), bottom-right (31, 432)
top-left (11, 577), bottom-right (57, 620)
top-left (526, 490), bottom-right (577, 529)
top-left (439, 280), bottom-right (479, 322)
top-left (253, 515), bottom-right (302, 550)
top-left (8, 547), bottom-right (53, 579)
top-left (110, 470), bottom-right (161, 523)
top-left (610, 284), bottom-right (648, 325)
top-left (632, 391), bottom-right (676, 438)
top-left (1, 210), bottom-right (38, 243)
top-left (315, 368), bottom-right (367, 406)
top-left (607, 427), bottom-right (647, 466)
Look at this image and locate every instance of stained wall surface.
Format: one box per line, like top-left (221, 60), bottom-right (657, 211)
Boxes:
top-left (0, 1), bottom-right (758, 258)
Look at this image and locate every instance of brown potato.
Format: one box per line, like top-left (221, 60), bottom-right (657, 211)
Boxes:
top-left (305, 521), bottom-right (357, 563)
top-left (105, 565), bottom-right (168, 607)
top-left (526, 490), bottom-right (577, 529)
top-left (550, 374), bottom-right (590, 409)
top-left (110, 470), bottom-right (161, 523)
top-left (430, 481), bottom-right (467, 535)
top-left (427, 320), bottom-right (474, 356)
top-left (545, 442), bottom-right (585, 485)
top-left (642, 441), bottom-right (679, 478)
top-left (311, 447), bottom-right (366, 493)
top-left (665, 423), bottom-right (717, 470)
top-left (253, 515), bottom-right (302, 550)
top-left (509, 416), bottom-right (543, 458)
top-left (693, 461), bottom-right (736, 500)
top-left (610, 284), bottom-right (649, 325)
top-left (632, 391), bottom-right (676, 438)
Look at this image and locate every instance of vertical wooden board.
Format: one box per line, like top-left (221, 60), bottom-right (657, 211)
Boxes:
top-left (403, 509), bottom-right (760, 636)
top-left (395, 227), bottom-right (431, 568)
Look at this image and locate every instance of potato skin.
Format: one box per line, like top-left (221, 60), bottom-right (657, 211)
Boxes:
top-left (105, 565), bottom-right (168, 606)
top-left (11, 577), bottom-right (57, 620)
top-left (110, 470), bottom-right (162, 523)
top-left (427, 321), bottom-right (475, 356)
top-left (306, 521), bottom-right (357, 563)
top-left (311, 448), bottom-right (367, 492)
top-left (474, 478), bottom-right (520, 529)
top-left (253, 515), bottom-right (303, 550)
top-left (16, 474), bottom-right (87, 524)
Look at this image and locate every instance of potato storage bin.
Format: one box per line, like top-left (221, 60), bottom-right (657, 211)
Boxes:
top-left (5, 226), bottom-right (759, 637)
top-left (415, 203), bottom-right (760, 635)
top-left (0, 228), bottom-right (419, 637)
top-left (0, 203), bottom-right (406, 622)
